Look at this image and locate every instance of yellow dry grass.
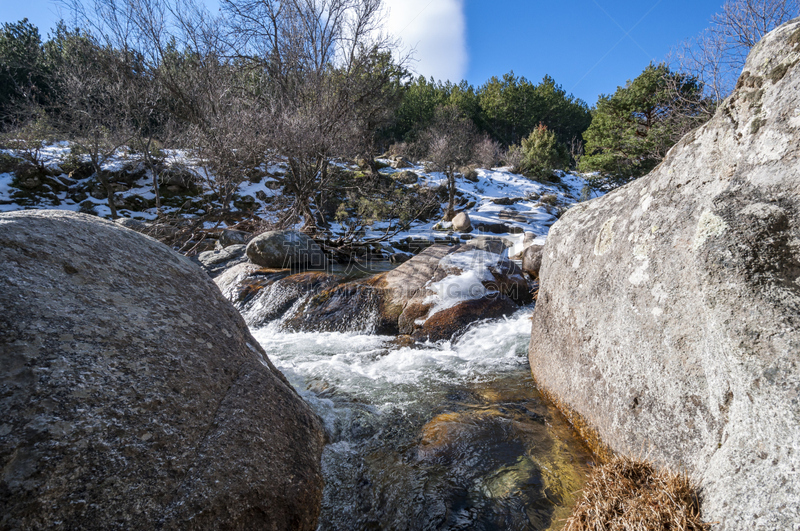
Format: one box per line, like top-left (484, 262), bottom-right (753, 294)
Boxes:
top-left (562, 456), bottom-right (711, 531)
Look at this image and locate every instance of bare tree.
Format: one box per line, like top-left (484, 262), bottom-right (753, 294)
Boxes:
top-left (421, 104), bottom-right (477, 221)
top-left (674, 0), bottom-right (799, 100)
top-left (52, 30), bottom-right (136, 218)
top-left (221, 0), bottom-right (404, 233)
top-left (65, 0), bottom-right (267, 217)
top-left (712, 0), bottom-right (799, 48)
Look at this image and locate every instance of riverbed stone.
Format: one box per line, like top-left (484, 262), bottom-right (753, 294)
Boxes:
top-left (528, 20), bottom-right (800, 531)
top-left (0, 210), bottom-right (325, 530)
top-left (196, 243), bottom-right (248, 277)
top-left (411, 294), bottom-right (518, 342)
top-left (246, 229), bottom-right (328, 270)
top-left (218, 229), bottom-right (251, 247)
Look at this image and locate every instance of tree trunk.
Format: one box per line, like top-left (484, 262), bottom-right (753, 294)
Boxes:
top-left (143, 138), bottom-right (162, 215)
top-left (443, 171), bottom-right (456, 221)
top-left (95, 165), bottom-right (118, 219)
top-left (299, 195), bottom-right (317, 233)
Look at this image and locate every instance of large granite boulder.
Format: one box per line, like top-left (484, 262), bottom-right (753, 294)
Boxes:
top-left (529, 20), bottom-right (800, 530)
top-left (0, 210), bottom-right (325, 530)
top-left (380, 245), bottom-right (531, 341)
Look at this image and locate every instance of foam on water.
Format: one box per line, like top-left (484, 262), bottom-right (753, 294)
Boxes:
top-left (250, 307), bottom-right (532, 409)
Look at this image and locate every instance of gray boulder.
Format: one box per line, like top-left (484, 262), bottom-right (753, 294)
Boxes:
top-left (528, 20), bottom-right (800, 531)
top-left (451, 211), bottom-right (472, 232)
top-left (246, 230), bottom-right (328, 270)
top-left (0, 210), bottom-right (325, 530)
top-left (196, 244), bottom-right (249, 277)
top-left (222, 244), bottom-right (532, 339)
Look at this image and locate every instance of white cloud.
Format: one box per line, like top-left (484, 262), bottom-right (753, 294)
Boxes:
top-left (383, 0), bottom-right (467, 82)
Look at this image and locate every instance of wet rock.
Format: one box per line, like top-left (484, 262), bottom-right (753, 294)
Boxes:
top-left (218, 229), bottom-right (251, 247)
top-left (196, 244), bottom-right (249, 278)
top-left (0, 210), bottom-right (325, 530)
top-left (452, 211), bottom-right (472, 232)
top-left (529, 20), bottom-right (800, 531)
top-left (387, 245), bottom-right (531, 339)
top-left (282, 281), bottom-right (396, 334)
top-left (246, 230), bottom-right (328, 270)
top-left (217, 243), bottom-right (532, 340)
top-left (412, 294), bottom-right (518, 342)
top-left (237, 271), bottom-right (341, 328)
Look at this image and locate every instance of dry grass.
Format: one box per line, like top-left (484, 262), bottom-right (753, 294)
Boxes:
top-left (563, 456), bottom-right (710, 531)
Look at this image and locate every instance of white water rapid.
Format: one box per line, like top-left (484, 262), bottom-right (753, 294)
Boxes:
top-left (250, 307), bottom-right (595, 530)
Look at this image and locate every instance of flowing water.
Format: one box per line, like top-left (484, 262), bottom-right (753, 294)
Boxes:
top-left (250, 307), bottom-right (595, 531)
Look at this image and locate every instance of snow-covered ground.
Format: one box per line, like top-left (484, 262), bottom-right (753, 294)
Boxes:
top-left (0, 144), bottom-right (601, 255)
top-left (359, 158), bottom-right (599, 256)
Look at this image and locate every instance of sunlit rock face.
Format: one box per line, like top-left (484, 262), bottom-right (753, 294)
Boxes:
top-left (0, 210), bottom-right (325, 530)
top-left (529, 19), bottom-right (800, 531)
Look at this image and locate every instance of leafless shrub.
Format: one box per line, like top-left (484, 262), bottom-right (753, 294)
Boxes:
top-left (503, 144), bottom-right (524, 173)
top-left (471, 135), bottom-right (502, 169)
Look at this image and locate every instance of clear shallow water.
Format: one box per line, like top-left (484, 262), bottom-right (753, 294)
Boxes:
top-left (251, 308), bottom-right (595, 530)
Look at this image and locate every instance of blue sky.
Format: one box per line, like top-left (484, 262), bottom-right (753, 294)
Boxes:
top-left (4, 0), bottom-right (728, 105)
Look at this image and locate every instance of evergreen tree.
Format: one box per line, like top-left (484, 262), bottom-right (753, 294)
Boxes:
top-left (580, 63), bottom-right (706, 182)
top-left (0, 19), bottom-right (52, 122)
top-left (519, 124), bottom-right (569, 180)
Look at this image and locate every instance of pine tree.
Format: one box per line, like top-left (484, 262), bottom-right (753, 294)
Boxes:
top-left (580, 63), bottom-right (706, 182)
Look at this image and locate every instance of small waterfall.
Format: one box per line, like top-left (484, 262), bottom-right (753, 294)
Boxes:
top-left (238, 274), bottom-right (389, 335)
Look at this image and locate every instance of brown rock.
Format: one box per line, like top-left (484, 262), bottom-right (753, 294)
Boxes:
top-left (412, 294), bottom-right (517, 342)
top-left (0, 210), bottom-right (325, 530)
top-left (520, 244), bottom-right (544, 279)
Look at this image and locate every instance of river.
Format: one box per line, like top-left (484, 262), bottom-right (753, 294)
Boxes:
top-left (250, 306), bottom-right (595, 530)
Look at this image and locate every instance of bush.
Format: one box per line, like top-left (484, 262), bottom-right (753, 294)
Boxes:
top-left (503, 144), bottom-right (524, 172)
top-left (519, 124), bottom-right (569, 180)
top-left (0, 152), bottom-right (23, 173)
top-left (472, 136), bottom-right (502, 168)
